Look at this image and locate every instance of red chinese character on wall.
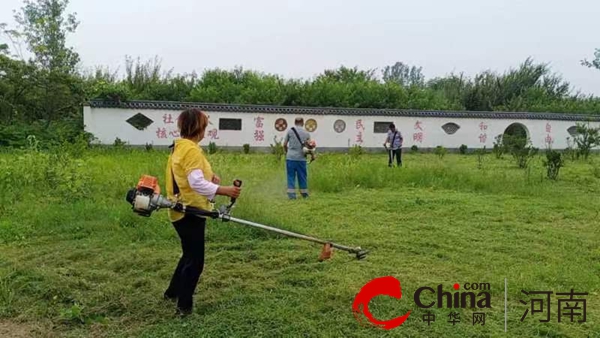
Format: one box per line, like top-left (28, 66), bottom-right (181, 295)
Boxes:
top-left (169, 130), bottom-right (180, 138)
top-left (546, 123), bottom-right (552, 133)
top-left (479, 122), bottom-right (488, 143)
top-left (412, 121), bottom-right (424, 143)
top-left (254, 116), bottom-right (264, 129)
top-left (163, 114), bottom-right (174, 124)
top-left (545, 134), bottom-right (554, 145)
top-left (356, 119), bottom-right (365, 130)
top-left (254, 130), bottom-right (265, 142)
top-left (356, 132), bottom-right (364, 143)
top-left (413, 132), bottom-right (423, 143)
top-left (208, 129), bottom-right (219, 140)
top-left (156, 127), bottom-right (167, 139)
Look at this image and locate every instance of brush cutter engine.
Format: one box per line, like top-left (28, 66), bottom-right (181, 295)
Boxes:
top-left (126, 175), bottom-right (220, 219)
top-left (125, 175), bottom-right (368, 260)
top-left (126, 175), bottom-right (176, 216)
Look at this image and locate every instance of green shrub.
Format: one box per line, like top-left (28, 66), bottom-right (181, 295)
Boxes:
top-left (0, 144), bottom-right (90, 202)
top-left (591, 162), bottom-right (600, 179)
top-left (208, 142), bottom-right (218, 154)
top-left (270, 137), bottom-right (285, 161)
top-left (492, 134), bottom-right (506, 159)
top-left (459, 144), bottom-right (468, 155)
top-left (113, 137), bottom-right (127, 148)
top-left (145, 143), bottom-right (153, 152)
top-left (543, 149), bottom-right (564, 180)
top-left (564, 137), bottom-right (577, 161)
top-left (0, 120), bottom-right (94, 149)
top-left (435, 146), bottom-right (447, 159)
top-left (349, 145), bottom-right (364, 159)
top-left (243, 144), bottom-right (250, 154)
top-left (27, 135), bottom-right (40, 152)
top-left (44, 152), bottom-right (90, 200)
top-left (475, 147), bottom-right (486, 169)
top-left (504, 135), bottom-right (538, 169)
top-left (573, 123), bottom-right (600, 160)
top-left (59, 303), bottom-right (85, 324)
top-left (410, 145), bottom-right (419, 154)
top-left (59, 133), bottom-right (92, 159)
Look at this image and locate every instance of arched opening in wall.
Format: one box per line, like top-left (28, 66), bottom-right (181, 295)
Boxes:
top-left (567, 126), bottom-right (578, 137)
top-left (503, 123), bottom-right (530, 147)
top-left (503, 123), bottom-right (529, 139)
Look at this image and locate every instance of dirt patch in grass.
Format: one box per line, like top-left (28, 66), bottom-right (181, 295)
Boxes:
top-left (0, 320), bottom-right (59, 338)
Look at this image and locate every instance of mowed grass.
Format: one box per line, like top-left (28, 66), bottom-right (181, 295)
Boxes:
top-left (0, 148), bottom-right (599, 338)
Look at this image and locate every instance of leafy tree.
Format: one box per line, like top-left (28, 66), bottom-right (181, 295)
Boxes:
top-left (319, 66), bottom-right (377, 83)
top-left (6, 0), bottom-right (83, 125)
top-left (0, 54), bottom-right (38, 123)
top-left (14, 0), bottom-right (80, 73)
top-left (382, 61), bottom-right (425, 87)
top-left (573, 123), bottom-right (600, 160)
top-left (581, 49), bottom-right (600, 70)
top-left (428, 73), bottom-right (469, 109)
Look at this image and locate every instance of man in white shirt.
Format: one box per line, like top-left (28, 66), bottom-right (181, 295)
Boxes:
top-left (384, 123), bottom-right (403, 167)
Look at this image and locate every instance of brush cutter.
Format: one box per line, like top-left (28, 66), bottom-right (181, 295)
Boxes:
top-left (125, 175), bottom-right (368, 261)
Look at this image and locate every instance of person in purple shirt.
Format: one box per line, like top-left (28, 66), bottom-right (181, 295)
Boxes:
top-left (384, 123), bottom-right (403, 167)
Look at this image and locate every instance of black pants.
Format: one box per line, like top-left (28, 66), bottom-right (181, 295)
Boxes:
top-left (164, 215), bottom-right (206, 310)
top-left (388, 148), bottom-right (402, 167)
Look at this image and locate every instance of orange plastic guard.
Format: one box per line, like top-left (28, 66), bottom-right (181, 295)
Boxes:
top-left (137, 175), bottom-right (160, 194)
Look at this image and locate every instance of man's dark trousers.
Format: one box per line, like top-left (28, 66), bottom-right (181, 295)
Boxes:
top-left (388, 148), bottom-right (402, 167)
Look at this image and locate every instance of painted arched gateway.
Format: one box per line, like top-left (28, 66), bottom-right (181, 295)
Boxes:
top-left (83, 100), bottom-right (600, 151)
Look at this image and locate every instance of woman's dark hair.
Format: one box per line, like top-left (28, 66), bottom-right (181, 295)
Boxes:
top-left (178, 108), bottom-right (209, 139)
top-left (389, 123), bottom-right (396, 130)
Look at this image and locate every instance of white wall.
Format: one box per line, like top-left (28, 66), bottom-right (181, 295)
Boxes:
top-left (83, 106), bottom-right (598, 150)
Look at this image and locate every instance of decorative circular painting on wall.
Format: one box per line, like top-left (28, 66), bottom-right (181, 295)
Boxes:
top-left (333, 119), bottom-right (346, 133)
top-left (305, 119), bottom-right (318, 132)
top-left (275, 118), bottom-right (288, 131)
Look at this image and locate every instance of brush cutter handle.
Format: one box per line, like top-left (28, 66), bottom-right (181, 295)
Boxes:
top-left (175, 204), bottom-right (220, 219)
top-left (230, 179), bottom-right (242, 206)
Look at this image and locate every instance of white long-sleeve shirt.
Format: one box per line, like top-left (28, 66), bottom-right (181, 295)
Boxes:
top-left (187, 169), bottom-right (219, 201)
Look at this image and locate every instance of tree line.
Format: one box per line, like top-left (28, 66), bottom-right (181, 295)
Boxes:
top-left (1, 0), bottom-right (600, 147)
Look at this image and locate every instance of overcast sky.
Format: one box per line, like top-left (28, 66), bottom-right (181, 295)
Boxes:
top-left (2, 0), bottom-right (599, 95)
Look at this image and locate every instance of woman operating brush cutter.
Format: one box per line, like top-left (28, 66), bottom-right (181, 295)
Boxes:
top-left (163, 108), bottom-right (241, 316)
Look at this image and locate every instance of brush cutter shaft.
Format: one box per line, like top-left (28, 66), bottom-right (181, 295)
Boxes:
top-left (126, 176), bottom-right (368, 259)
top-left (224, 216), bottom-right (360, 254)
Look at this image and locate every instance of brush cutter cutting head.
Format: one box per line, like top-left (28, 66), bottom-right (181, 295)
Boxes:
top-left (318, 244), bottom-right (369, 261)
top-left (319, 243), bottom-right (333, 261)
top-left (355, 249), bottom-right (369, 260)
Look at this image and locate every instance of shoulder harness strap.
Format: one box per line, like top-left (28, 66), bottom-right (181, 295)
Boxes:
top-left (169, 142), bottom-right (180, 195)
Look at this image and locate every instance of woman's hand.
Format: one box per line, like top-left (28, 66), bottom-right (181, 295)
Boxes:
top-left (217, 186), bottom-right (241, 199)
top-left (211, 174), bottom-right (221, 184)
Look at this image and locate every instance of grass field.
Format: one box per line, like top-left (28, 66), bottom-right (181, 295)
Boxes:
top-left (0, 146), bottom-right (599, 337)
